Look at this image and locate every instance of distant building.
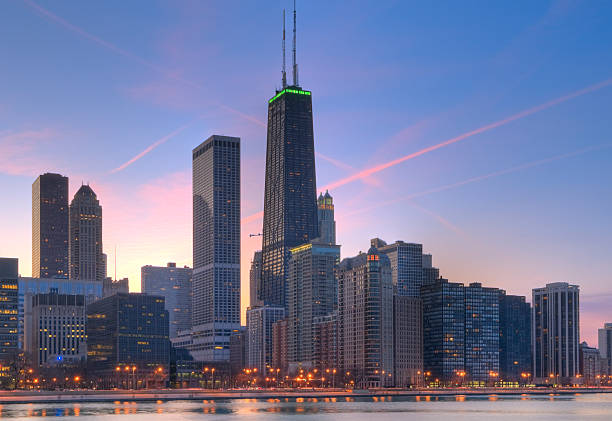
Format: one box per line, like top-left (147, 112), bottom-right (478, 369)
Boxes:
top-left (272, 319), bottom-right (288, 375)
top-left (464, 283), bottom-right (500, 383)
top-left (86, 293), bottom-right (170, 387)
top-left (141, 263), bottom-right (192, 338)
top-left (18, 277), bottom-right (103, 349)
top-left (421, 279), bottom-right (465, 385)
top-left (422, 254), bottom-right (440, 286)
top-left (499, 292), bottom-right (531, 381)
top-left (580, 342), bottom-right (603, 386)
top-left (26, 292), bottom-right (86, 368)
top-left (287, 242), bottom-right (340, 369)
top-left (69, 185), bottom-right (104, 281)
top-left (338, 246), bottom-right (394, 388)
top-left (316, 191), bottom-right (336, 244)
top-left (246, 306), bottom-right (285, 373)
top-left (103, 277), bottom-right (128, 298)
top-left (313, 312), bottom-right (338, 373)
top-left (192, 135), bottom-right (241, 362)
top-left (393, 296), bottom-right (423, 387)
top-left (229, 327), bottom-right (246, 377)
top-left (373, 238), bottom-right (423, 297)
top-left (249, 251), bottom-right (263, 308)
top-left (598, 323), bottom-right (612, 375)
top-left (532, 282), bottom-right (580, 384)
top-left (0, 258), bottom-right (19, 367)
top-left (32, 173), bottom-right (69, 278)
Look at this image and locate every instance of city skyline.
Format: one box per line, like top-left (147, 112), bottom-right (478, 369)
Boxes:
top-left (1, 1), bottom-right (612, 345)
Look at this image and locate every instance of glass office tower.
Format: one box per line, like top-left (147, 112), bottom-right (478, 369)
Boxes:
top-left (261, 86), bottom-right (318, 308)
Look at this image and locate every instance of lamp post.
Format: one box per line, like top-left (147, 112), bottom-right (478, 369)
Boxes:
top-left (131, 366), bottom-right (137, 390)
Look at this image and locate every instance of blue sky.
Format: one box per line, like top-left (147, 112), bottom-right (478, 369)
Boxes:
top-left (1, 0), bottom-right (611, 342)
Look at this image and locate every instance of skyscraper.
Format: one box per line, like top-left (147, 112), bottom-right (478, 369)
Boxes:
top-left (393, 295), bottom-right (423, 387)
top-left (421, 279), bottom-right (465, 385)
top-left (337, 246), bottom-right (394, 388)
top-left (0, 258), bottom-right (19, 366)
top-left (598, 323), bottom-right (612, 375)
top-left (532, 282), bottom-right (580, 384)
top-left (69, 185), bottom-right (104, 281)
top-left (464, 282), bottom-right (500, 383)
top-left (246, 305), bottom-right (285, 373)
top-left (287, 241), bottom-right (340, 369)
top-left (261, 6), bottom-right (318, 308)
top-left (373, 238), bottom-right (423, 297)
top-left (499, 292), bottom-right (531, 381)
top-left (32, 173), bottom-right (69, 278)
top-left (422, 254), bottom-right (440, 286)
top-left (141, 263), bottom-right (192, 338)
top-left (317, 191), bottom-right (336, 244)
top-left (192, 135), bottom-right (241, 362)
top-left (249, 251), bottom-right (263, 308)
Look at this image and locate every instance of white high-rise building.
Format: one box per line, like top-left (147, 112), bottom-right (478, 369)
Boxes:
top-left (532, 282), bottom-right (580, 384)
top-left (191, 135), bottom-right (241, 362)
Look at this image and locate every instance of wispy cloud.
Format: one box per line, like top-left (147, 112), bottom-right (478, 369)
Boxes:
top-left (109, 119), bottom-right (197, 174)
top-left (341, 143), bottom-right (611, 218)
top-left (320, 77), bottom-right (612, 192)
top-left (0, 129), bottom-right (59, 176)
top-left (22, 0), bottom-right (263, 127)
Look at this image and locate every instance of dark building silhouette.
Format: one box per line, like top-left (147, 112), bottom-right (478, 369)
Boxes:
top-left (499, 292), bottom-right (531, 381)
top-left (69, 185), bottom-right (104, 281)
top-left (261, 80), bottom-right (318, 307)
top-left (32, 173), bottom-right (69, 278)
top-left (86, 293), bottom-right (170, 387)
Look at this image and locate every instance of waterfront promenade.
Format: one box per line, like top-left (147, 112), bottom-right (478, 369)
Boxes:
top-left (0, 387), bottom-right (611, 404)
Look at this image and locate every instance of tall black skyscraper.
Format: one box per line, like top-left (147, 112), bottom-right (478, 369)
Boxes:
top-left (69, 185), bottom-right (104, 281)
top-left (32, 173), bottom-right (69, 278)
top-left (261, 6), bottom-right (318, 308)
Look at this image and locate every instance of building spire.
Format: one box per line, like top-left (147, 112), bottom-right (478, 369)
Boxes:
top-left (282, 9), bottom-right (287, 88)
top-left (292, 0), bottom-right (298, 86)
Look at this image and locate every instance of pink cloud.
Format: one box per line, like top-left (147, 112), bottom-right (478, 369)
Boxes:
top-left (0, 129), bottom-right (60, 176)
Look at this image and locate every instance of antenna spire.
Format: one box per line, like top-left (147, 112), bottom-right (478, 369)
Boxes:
top-left (292, 0), bottom-right (298, 86)
top-left (282, 9), bottom-right (287, 88)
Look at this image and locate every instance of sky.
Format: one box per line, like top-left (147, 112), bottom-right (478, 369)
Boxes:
top-left (1, 0), bottom-right (611, 344)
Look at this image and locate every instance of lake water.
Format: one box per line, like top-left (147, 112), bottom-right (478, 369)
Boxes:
top-left (2, 394), bottom-right (612, 420)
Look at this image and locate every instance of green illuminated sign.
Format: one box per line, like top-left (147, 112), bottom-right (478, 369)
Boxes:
top-left (269, 88), bottom-right (311, 103)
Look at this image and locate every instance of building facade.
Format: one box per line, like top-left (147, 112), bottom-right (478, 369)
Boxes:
top-left (261, 86), bottom-right (319, 309)
top-left (26, 292), bottom-right (86, 368)
top-left (192, 135), bottom-right (241, 362)
top-left (317, 191), bottom-right (336, 244)
top-left (69, 185), bottom-right (104, 281)
top-left (287, 242), bottom-right (340, 369)
top-left (249, 251), bottom-right (263, 308)
top-left (246, 305), bottom-right (285, 373)
top-left (86, 293), bottom-right (170, 385)
top-left (313, 312), bottom-right (338, 373)
top-left (272, 318), bottom-right (288, 375)
top-left (0, 258), bottom-right (19, 367)
top-left (499, 292), bottom-right (531, 381)
top-left (337, 247), bottom-right (394, 388)
top-left (532, 282), bottom-right (580, 384)
top-left (421, 279), bottom-right (465, 385)
top-left (229, 327), bottom-right (246, 377)
top-left (32, 173), bottom-right (69, 278)
top-left (464, 283), bottom-right (500, 384)
top-left (141, 263), bottom-right (192, 338)
top-left (393, 296), bottom-right (423, 387)
top-left (422, 254), bottom-right (440, 286)
top-left (580, 342), bottom-right (603, 386)
top-left (598, 323), bottom-right (612, 375)
top-left (373, 239), bottom-right (423, 297)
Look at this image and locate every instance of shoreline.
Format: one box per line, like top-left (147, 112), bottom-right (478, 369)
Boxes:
top-left (0, 387), bottom-right (610, 404)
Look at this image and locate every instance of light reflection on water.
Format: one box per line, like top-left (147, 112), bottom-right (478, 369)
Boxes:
top-left (0, 394), bottom-right (611, 419)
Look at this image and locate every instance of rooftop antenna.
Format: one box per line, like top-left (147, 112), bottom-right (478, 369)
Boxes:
top-left (292, 0), bottom-right (298, 86)
top-left (282, 9), bottom-right (287, 88)
top-left (114, 245), bottom-right (117, 281)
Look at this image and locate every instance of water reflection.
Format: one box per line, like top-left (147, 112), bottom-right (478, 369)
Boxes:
top-left (0, 394), bottom-right (609, 419)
